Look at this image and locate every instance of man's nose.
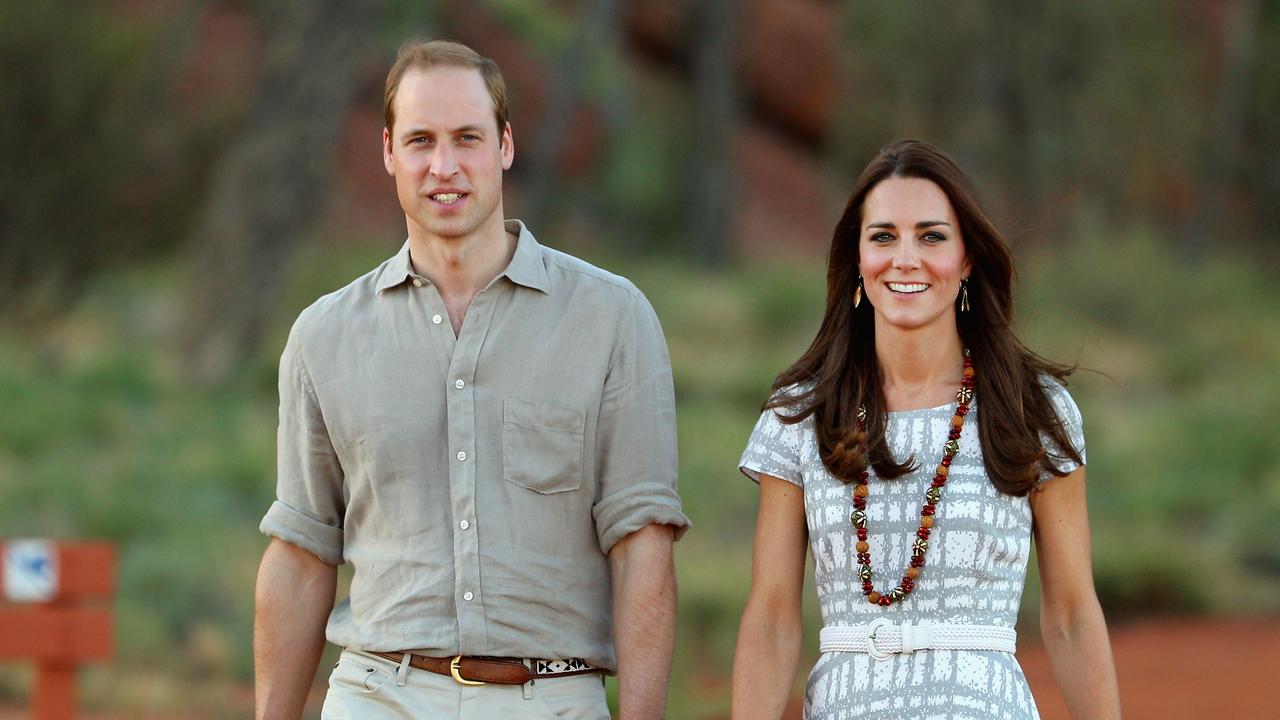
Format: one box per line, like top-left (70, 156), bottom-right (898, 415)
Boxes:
top-left (430, 144), bottom-right (459, 178)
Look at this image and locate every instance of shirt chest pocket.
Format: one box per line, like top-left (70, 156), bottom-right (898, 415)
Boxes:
top-left (502, 398), bottom-right (586, 494)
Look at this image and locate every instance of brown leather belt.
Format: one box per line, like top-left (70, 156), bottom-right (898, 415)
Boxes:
top-left (368, 651), bottom-right (599, 685)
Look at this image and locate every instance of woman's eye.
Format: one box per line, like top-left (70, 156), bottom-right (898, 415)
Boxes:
top-left (923, 231), bottom-right (946, 242)
top-left (870, 232), bottom-right (894, 242)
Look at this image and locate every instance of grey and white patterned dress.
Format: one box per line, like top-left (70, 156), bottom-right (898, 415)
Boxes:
top-left (739, 380), bottom-right (1084, 720)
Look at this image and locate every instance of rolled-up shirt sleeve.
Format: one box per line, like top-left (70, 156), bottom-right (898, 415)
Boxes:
top-left (592, 289), bottom-right (690, 554)
top-left (259, 315), bottom-right (346, 565)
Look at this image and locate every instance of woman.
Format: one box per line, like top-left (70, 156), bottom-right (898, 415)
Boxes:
top-left (731, 140), bottom-right (1121, 719)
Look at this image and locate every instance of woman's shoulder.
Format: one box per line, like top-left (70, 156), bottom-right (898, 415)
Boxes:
top-left (760, 381), bottom-right (820, 426)
top-left (1034, 372), bottom-right (1082, 418)
top-left (767, 381), bottom-right (814, 407)
top-left (1031, 372), bottom-right (1086, 471)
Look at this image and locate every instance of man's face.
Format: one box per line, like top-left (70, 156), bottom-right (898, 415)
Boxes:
top-left (383, 66), bottom-right (514, 243)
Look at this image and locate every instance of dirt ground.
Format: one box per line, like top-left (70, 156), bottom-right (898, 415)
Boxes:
top-left (1018, 615), bottom-right (1280, 719)
top-left (3, 616), bottom-right (1276, 718)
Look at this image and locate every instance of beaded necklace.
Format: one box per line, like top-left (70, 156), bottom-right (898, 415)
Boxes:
top-left (852, 350), bottom-right (975, 607)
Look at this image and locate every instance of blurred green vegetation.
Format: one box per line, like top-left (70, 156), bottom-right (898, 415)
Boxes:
top-left (2, 229), bottom-right (1277, 715)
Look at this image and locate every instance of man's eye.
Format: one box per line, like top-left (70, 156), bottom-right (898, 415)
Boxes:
top-left (459, 134), bottom-right (480, 142)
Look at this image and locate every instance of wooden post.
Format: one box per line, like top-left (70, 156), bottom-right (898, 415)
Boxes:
top-left (0, 541), bottom-right (115, 720)
top-left (32, 663), bottom-right (76, 719)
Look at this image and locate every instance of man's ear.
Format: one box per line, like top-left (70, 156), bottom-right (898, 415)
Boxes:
top-left (500, 122), bottom-right (514, 170)
top-left (383, 127), bottom-right (395, 176)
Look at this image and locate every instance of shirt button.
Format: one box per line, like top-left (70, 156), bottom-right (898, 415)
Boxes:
top-left (454, 379), bottom-right (465, 390)
top-left (459, 520), bottom-right (470, 530)
top-left (457, 451), bottom-right (467, 462)
top-left (412, 278), bottom-right (423, 288)
top-left (463, 591), bottom-right (474, 602)
top-left (432, 314), bottom-right (443, 325)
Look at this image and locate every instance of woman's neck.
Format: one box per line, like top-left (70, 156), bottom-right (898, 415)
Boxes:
top-left (873, 323), bottom-right (965, 408)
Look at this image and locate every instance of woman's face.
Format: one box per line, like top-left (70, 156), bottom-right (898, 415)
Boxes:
top-left (858, 176), bottom-right (971, 334)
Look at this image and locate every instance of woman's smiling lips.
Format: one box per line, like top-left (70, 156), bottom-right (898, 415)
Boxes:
top-left (886, 281), bottom-right (930, 294)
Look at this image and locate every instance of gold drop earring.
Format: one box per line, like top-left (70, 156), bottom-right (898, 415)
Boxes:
top-left (854, 275), bottom-right (863, 308)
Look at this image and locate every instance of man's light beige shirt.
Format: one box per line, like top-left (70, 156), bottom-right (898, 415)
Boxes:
top-left (261, 221), bottom-right (689, 671)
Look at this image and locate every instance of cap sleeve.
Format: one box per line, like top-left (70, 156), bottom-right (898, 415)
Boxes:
top-left (1039, 377), bottom-right (1086, 482)
top-left (739, 407), bottom-right (805, 487)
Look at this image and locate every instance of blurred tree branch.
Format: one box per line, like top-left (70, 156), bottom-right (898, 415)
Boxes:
top-left (523, 0), bottom-right (625, 233)
top-left (1184, 0), bottom-right (1259, 256)
top-left (689, 0), bottom-right (737, 270)
top-left (181, 0), bottom-right (386, 383)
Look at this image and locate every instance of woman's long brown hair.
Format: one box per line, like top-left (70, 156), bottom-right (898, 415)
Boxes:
top-left (767, 140), bottom-right (1081, 496)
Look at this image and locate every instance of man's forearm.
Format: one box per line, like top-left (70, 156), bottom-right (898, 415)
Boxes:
top-left (254, 539), bottom-right (337, 720)
top-left (611, 525), bottom-right (677, 720)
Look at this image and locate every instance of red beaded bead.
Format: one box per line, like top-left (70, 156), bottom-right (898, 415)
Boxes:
top-left (857, 528), bottom-right (868, 541)
top-left (910, 556), bottom-right (925, 567)
top-left (922, 505), bottom-right (936, 516)
top-left (917, 528), bottom-right (930, 539)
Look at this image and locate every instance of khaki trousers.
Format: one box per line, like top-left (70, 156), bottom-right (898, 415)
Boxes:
top-left (321, 649), bottom-right (612, 719)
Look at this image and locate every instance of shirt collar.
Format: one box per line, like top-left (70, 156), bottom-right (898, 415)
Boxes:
top-left (499, 219), bottom-right (551, 294)
top-left (374, 220), bottom-right (550, 295)
top-left (374, 240), bottom-right (418, 293)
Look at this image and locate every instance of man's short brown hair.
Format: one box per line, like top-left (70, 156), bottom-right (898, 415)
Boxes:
top-left (384, 39), bottom-right (509, 138)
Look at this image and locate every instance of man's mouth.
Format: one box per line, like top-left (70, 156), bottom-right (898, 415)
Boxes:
top-left (429, 192), bottom-right (465, 204)
top-left (886, 282), bottom-right (929, 294)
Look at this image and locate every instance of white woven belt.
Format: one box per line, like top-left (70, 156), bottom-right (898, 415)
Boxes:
top-left (819, 620), bottom-right (1017, 661)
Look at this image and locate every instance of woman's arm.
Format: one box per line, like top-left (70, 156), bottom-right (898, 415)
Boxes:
top-left (731, 474), bottom-right (809, 720)
top-left (1030, 466), bottom-right (1122, 719)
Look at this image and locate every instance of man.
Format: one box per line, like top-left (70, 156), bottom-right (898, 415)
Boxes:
top-left (253, 39), bottom-right (689, 719)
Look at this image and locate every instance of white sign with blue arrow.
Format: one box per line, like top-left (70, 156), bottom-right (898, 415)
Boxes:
top-left (3, 539), bottom-right (59, 602)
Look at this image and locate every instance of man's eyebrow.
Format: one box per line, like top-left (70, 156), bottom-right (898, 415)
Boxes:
top-left (400, 125), bottom-right (488, 140)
